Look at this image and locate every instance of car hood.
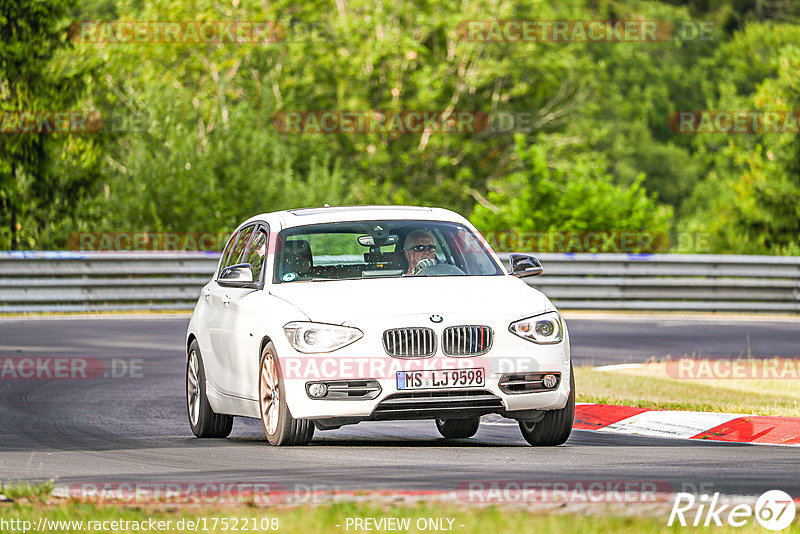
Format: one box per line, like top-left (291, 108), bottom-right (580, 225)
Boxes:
top-left (269, 275), bottom-right (550, 323)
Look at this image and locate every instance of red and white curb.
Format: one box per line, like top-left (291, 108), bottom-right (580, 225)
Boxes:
top-left (574, 404), bottom-right (800, 446)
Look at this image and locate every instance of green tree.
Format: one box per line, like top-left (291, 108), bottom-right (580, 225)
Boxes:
top-left (9, 0), bottom-right (799, 255)
top-left (471, 135), bottom-right (672, 252)
top-left (0, 0), bottom-right (103, 249)
top-left (682, 42), bottom-right (800, 254)
top-left (82, 0), bottom-right (597, 233)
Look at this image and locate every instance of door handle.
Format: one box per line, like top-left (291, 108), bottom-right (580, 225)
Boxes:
top-left (222, 293), bottom-right (231, 305)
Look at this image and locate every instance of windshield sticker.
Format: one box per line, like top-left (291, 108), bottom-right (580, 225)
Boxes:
top-left (282, 272), bottom-right (298, 282)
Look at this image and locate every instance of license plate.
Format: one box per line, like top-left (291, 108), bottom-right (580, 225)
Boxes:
top-left (397, 368), bottom-right (485, 390)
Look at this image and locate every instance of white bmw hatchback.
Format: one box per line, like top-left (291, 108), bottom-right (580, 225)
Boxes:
top-left (186, 206), bottom-right (574, 446)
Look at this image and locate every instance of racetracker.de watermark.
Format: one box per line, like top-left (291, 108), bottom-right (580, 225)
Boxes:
top-left (68, 482), bottom-right (287, 504)
top-left (0, 111), bottom-right (151, 134)
top-left (457, 20), bottom-right (713, 42)
top-left (0, 111), bottom-right (104, 134)
top-left (669, 111), bottom-right (800, 134)
top-left (665, 358), bottom-right (800, 380)
top-left (68, 232), bottom-right (230, 252)
top-left (69, 21), bottom-right (284, 44)
top-left (65, 482), bottom-right (446, 505)
top-left (272, 111), bottom-right (491, 134)
top-left (279, 356), bottom-right (550, 381)
top-left (0, 358), bottom-right (144, 380)
top-left (456, 480), bottom-right (675, 503)
top-left (482, 230), bottom-right (711, 253)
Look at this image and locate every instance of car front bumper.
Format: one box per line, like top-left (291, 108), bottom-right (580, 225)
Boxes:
top-left (274, 319), bottom-right (572, 421)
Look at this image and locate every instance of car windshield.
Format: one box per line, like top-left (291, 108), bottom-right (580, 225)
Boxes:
top-left (273, 220), bottom-right (503, 283)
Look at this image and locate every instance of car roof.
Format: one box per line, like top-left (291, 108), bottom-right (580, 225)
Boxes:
top-left (242, 205), bottom-right (471, 230)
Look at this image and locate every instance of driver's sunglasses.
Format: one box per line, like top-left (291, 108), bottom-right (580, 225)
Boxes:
top-left (408, 244), bottom-right (436, 253)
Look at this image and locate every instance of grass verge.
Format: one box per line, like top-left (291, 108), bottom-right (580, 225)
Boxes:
top-left (575, 358), bottom-right (800, 416)
top-left (0, 481), bottom-right (53, 504)
top-left (2, 499), bottom-right (795, 534)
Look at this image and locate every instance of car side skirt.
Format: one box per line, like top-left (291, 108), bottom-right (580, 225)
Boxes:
top-left (205, 381), bottom-right (260, 418)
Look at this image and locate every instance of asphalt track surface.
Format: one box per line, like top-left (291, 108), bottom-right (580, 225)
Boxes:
top-left (0, 315), bottom-right (798, 497)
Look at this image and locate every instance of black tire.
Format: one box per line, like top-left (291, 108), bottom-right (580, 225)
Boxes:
top-left (186, 340), bottom-right (234, 438)
top-left (435, 417), bottom-right (480, 439)
top-left (518, 363), bottom-right (575, 446)
top-left (259, 342), bottom-right (315, 446)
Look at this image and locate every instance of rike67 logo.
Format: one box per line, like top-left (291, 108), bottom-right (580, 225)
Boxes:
top-left (669, 490), bottom-right (796, 530)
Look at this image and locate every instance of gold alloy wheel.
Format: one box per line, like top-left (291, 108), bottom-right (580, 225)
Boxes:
top-left (260, 352), bottom-right (280, 435)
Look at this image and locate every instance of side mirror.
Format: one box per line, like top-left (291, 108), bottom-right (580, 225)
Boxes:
top-left (509, 254), bottom-right (543, 278)
top-left (218, 263), bottom-right (254, 286)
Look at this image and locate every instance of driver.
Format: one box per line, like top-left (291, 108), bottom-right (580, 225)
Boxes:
top-left (403, 230), bottom-right (437, 274)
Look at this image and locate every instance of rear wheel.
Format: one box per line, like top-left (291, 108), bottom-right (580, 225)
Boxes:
top-left (186, 341), bottom-right (233, 438)
top-left (436, 417), bottom-right (480, 439)
top-left (259, 342), bottom-right (314, 446)
top-left (518, 364), bottom-right (575, 446)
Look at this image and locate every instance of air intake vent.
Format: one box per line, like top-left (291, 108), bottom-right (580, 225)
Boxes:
top-left (383, 327), bottom-right (436, 358)
top-left (442, 325), bottom-right (493, 356)
top-left (371, 390), bottom-right (504, 420)
top-left (498, 373), bottom-right (561, 394)
top-left (305, 380), bottom-right (381, 400)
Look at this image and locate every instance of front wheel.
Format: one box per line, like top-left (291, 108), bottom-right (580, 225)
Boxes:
top-left (518, 364), bottom-right (575, 446)
top-left (436, 417), bottom-right (480, 439)
top-left (259, 342), bottom-right (314, 446)
top-left (186, 341), bottom-right (233, 438)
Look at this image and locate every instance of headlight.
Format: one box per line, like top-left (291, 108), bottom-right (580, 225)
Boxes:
top-left (509, 312), bottom-right (563, 344)
top-left (283, 322), bottom-right (363, 353)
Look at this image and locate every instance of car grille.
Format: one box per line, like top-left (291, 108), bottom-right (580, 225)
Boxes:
top-left (383, 327), bottom-right (436, 358)
top-left (370, 390), bottom-right (504, 420)
top-left (442, 325), bottom-right (493, 356)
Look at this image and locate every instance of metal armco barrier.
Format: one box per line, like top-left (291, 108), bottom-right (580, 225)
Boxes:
top-left (0, 251), bottom-right (219, 313)
top-left (0, 251), bottom-right (798, 313)
top-left (524, 253), bottom-right (800, 313)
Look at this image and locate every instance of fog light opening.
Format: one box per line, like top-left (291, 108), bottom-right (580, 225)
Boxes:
top-left (308, 383), bottom-right (328, 398)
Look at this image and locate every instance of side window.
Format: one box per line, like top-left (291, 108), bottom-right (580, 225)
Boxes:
top-left (244, 228), bottom-right (268, 282)
top-left (218, 230), bottom-right (239, 275)
top-left (229, 225), bottom-right (255, 266)
top-left (218, 225), bottom-right (254, 278)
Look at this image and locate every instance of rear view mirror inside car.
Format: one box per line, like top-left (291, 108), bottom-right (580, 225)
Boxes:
top-left (358, 234), bottom-right (399, 247)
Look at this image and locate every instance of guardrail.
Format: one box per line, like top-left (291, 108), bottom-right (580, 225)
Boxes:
top-left (0, 252), bottom-right (219, 313)
top-left (0, 251), bottom-right (798, 313)
top-left (526, 253), bottom-right (800, 313)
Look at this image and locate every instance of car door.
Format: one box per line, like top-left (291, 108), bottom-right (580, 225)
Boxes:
top-left (219, 223), bottom-right (270, 398)
top-left (207, 225), bottom-right (254, 394)
top-left (198, 228), bottom-right (238, 393)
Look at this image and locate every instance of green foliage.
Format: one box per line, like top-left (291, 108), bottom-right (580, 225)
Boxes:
top-left (471, 135), bottom-right (672, 251)
top-left (93, 108), bottom-right (376, 234)
top-left (1, 480), bottom-right (54, 504)
top-left (0, 0), bottom-right (104, 249)
top-left (2, 0), bottom-right (799, 255)
top-left (681, 29), bottom-right (800, 254)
